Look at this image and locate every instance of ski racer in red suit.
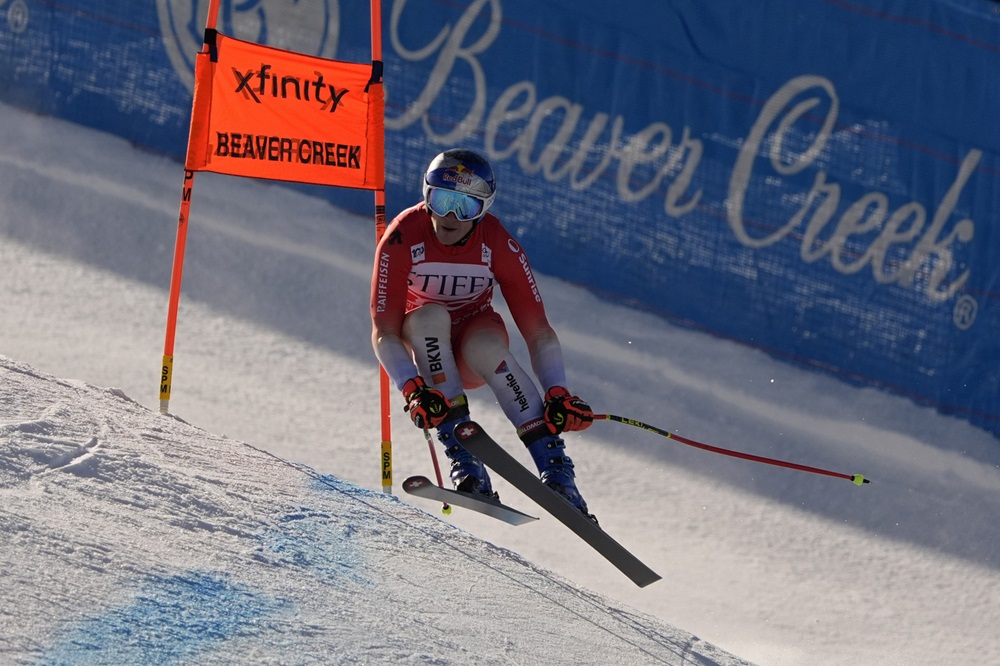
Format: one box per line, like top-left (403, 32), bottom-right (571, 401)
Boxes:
top-left (371, 149), bottom-right (596, 520)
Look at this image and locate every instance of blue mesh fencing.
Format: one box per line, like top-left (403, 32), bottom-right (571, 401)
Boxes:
top-left (1, 0), bottom-right (997, 438)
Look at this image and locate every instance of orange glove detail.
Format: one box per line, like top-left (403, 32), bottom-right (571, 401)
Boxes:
top-left (543, 386), bottom-right (593, 435)
top-left (402, 377), bottom-right (450, 429)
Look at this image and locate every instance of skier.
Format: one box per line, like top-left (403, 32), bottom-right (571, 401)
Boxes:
top-left (370, 148), bottom-right (596, 520)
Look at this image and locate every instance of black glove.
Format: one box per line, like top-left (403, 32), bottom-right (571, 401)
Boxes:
top-left (402, 377), bottom-right (450, 429)
top-left (543, 386), bottom-right (594, 435)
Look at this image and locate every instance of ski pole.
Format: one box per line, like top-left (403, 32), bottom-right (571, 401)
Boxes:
top-left (595, 414), bottom-right (870, 485)
top-left (423, 429), bottom-right (453, 514)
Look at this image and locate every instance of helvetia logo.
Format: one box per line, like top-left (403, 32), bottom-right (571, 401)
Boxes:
top-left (157, 0), bottom-right (340, 92)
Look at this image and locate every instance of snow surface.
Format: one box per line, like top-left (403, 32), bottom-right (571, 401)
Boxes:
top-left (1, 102), bottom-right (998, 665)
top-left (0, 356), bottom-right (742, 665)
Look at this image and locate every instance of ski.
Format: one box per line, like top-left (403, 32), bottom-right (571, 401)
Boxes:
top-left (402, 475), bottom-right (539, 526)
top-left (456, 421), bottom-right (661, 588)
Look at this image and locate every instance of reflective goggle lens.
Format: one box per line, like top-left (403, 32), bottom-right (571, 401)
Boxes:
top-left (427, 188), bottom-right (485, 221)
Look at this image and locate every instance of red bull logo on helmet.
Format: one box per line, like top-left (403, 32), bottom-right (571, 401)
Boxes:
top-left (437, 164), bottom-right (492, 199)
top-left (441, 166), bottom-right (474, 187)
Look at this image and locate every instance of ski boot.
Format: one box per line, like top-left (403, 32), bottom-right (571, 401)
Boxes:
top-left (527, 435), bottom-right (597, 524)
top-left (437, 417), bottom-right (497, 500)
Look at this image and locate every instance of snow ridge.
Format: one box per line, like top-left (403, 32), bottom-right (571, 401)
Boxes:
top-left (0, 356), bottom-right (749, 665)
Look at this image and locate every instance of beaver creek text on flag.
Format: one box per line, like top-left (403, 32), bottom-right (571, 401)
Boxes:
top-left (214, 132), bottom-right (361, 168)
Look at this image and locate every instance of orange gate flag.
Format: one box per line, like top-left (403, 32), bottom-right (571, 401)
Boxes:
top-left (185, 30), bottom-right (384, 190)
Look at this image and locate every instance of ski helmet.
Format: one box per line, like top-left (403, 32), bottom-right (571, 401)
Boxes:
top-left (423, 149), bottom-right (496, 223)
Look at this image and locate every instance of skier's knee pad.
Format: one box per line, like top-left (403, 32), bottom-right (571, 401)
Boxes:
top-left (402, 303), bottom-right (451, 340)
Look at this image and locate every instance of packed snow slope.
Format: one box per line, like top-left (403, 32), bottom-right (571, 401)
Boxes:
top-left (1, 102), bottom-right (999, 665)
top-left (0, 356), bottom-right (746, 665)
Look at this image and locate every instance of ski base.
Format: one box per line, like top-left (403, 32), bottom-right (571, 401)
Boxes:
top-left (402, 475), bottom-right (538, 526)
top-left (456, 421), bottom-right (661, 588)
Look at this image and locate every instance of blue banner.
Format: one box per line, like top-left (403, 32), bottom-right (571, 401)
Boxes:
top-left (2, 0), bottom-right (997, 438)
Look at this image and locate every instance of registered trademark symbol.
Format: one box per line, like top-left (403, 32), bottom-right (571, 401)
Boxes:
top-left (953, 294), bottom-right (977, 330)
top-left (6, 0), bottom-right (29, 33)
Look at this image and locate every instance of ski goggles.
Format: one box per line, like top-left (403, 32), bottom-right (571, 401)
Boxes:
top-left (426, 187), bottom-right (486, 222)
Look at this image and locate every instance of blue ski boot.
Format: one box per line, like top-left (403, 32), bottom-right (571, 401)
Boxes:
top-left (437, 417), bottom-right (497, 500)
top-left (527, 435), bottom-right (597, 524)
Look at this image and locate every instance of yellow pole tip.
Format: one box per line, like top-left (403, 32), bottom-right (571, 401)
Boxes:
top-left (442, 505), bottom-right (452, 515)
top-left (852, 474), bottom-right (866, 486)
